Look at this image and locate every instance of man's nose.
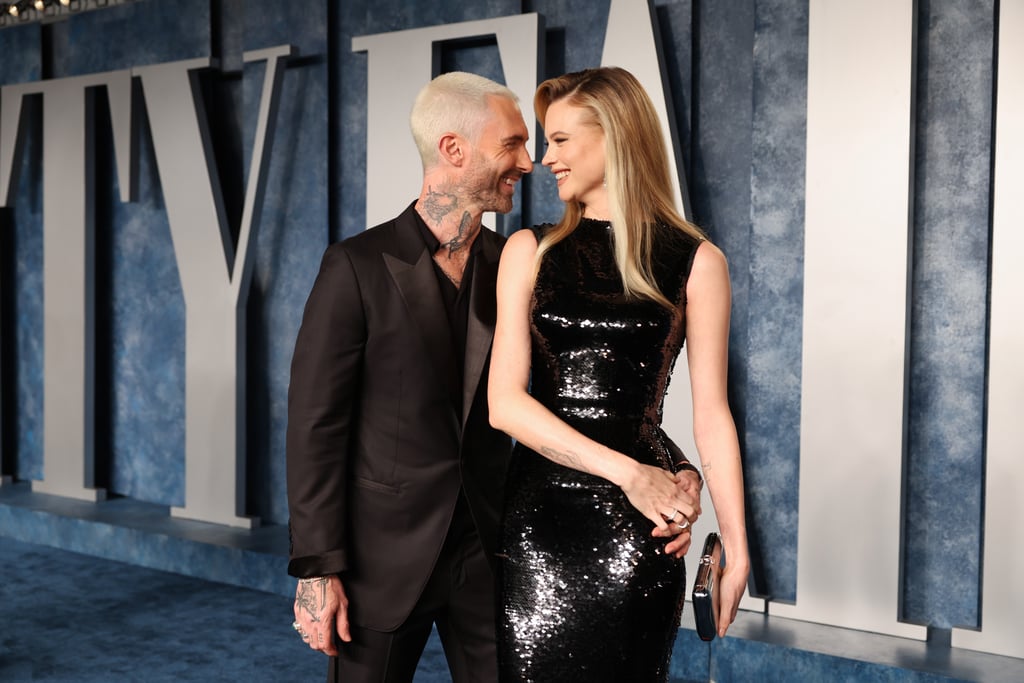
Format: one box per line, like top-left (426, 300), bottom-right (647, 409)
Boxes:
top-left (518, 147), bottom-right (534, 173)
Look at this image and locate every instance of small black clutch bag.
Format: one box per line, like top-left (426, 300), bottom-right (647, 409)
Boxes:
top-left (692, 532), bottom-right (722, 641)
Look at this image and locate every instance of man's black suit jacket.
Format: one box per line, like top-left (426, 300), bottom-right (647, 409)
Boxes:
top-left (286, 202), bottom-right (513, 632)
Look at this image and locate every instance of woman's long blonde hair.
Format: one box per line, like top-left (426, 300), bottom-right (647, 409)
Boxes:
top-left (534, 67), bottom-right (704, 308)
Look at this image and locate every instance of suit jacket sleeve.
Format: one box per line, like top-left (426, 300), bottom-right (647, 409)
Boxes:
top-left (286, 243), bottom-right (365, 578)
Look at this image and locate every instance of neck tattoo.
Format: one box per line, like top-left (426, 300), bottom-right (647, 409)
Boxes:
top-left (440, 211), bottom-right (478, 257)
top-left (422, 186), bottom-right (459, 224)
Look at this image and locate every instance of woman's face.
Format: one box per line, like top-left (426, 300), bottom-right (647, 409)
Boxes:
top-left (541, 100), bottom-right (608, 217)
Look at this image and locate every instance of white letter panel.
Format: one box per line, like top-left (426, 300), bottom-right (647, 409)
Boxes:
top-left (771, 0), bottom-right (925, 639)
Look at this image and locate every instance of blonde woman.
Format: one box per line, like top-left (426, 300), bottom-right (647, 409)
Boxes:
top-left (488, 67), bottom-right (749, 681)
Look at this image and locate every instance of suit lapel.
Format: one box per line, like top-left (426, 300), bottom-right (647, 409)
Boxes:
top-left (383, 214), bottom-right (460, 405)
top-left (461, 233), bottom-right (500, 429)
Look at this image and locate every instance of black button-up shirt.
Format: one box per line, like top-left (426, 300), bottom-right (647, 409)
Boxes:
top-left (413, 212), bottom-right (482, 417)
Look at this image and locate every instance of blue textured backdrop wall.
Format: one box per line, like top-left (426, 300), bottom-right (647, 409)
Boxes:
top-left (903, 0), bottom-right (992, 629)
top-left (70, 0), bottom-right (212, 508)
top-left (0, 0), bottom-right (1003, 633)
top-left (3, 24), bottom-right (44, 483)
top-left (745, 0), bottom-right (806, 605)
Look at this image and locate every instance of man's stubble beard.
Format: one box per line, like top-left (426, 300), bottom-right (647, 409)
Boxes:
top-left (464, 163), bottom-right (515, 216)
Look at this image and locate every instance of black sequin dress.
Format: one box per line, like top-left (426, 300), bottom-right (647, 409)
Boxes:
top-left (497, 218), bottom-right (703, 683)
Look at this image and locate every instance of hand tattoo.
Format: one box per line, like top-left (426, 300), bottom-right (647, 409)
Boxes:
top-left (295, 577), bottom-right (328, 622)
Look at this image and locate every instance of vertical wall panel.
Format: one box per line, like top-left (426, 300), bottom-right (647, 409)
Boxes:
top-left (952, 0), bottom-right (1024, 660)
top-left (684, 4), bottom-right (755, 589)
top-left (771, 0), bottom-right (924, 639)
top-left (242, 0), bottom-right (328, 523)
top-left (903, 0), bottom-right (993, 628)
top-left (4, 135), bottom-right (43, 482)
top-left (0, 26), bottom-right (44, 483)
top-left (689, 0), bottom-right (754, 447)
top-left (744, 0), bottom-right (807, 602)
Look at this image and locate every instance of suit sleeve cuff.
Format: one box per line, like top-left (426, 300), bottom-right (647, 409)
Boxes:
top-left (287, 550), bottom-right (348, 579)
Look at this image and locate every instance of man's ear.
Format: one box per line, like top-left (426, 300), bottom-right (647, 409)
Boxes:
top-left (438, 133), bottom-right (464, 166)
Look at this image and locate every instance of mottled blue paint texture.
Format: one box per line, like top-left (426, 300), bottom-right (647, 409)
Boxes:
top-left (0, 28), bottom-right (43, 481)
top-left (0, 23), bottom-right (42, 83)
top-left (9, 103), bottom-right (44, 482)
top-left (709, 635), bottom-right (971, 683)
top-left (102, 117), bottom-right (186, 507)
top-left (242, 0), bottom-right (329, 523)
top-left (63, 0), bottom-right (211, 75)
top-left (653, 0), bottom-right (694, 184)
top-left (746, 0), bottom-right (807, 602)
top-left (0, 0), bottom-right (1003, 637)
top-left (689, 0), bottom-right (761, 593)
top-left (0, 495), bottom-right (293, 596)
top-left (904, 0), bottom-right (993, 629)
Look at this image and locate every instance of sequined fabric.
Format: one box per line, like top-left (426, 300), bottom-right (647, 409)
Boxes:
top-left (498, 219), bottom-right (703, 683)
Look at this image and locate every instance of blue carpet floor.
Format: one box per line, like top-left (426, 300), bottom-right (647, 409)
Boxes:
top-left (5, 533), bottom-right (1022, 682)
top-left (0, 538), bottom-right (449, 682)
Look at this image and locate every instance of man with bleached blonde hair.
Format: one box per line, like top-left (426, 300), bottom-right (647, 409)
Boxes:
top-left (285, 71), bottom-right (532, 682)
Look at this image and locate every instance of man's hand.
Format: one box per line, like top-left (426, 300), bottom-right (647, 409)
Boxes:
top-left (653, 469), bottom-right (703, 558)
top-left (292, 575), bottom-right (350, 656)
